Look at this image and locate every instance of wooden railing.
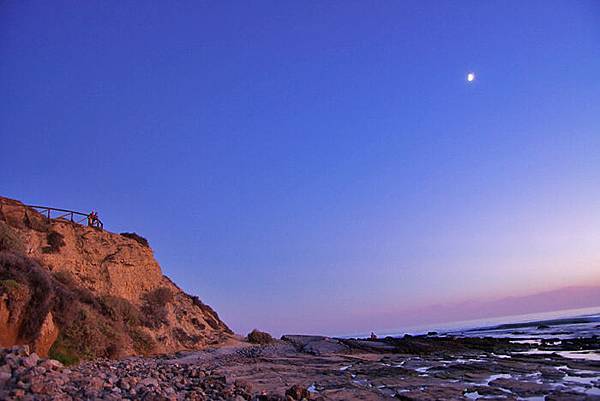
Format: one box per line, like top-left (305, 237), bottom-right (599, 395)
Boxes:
top-left (27, 205), bottom-right (104, 229)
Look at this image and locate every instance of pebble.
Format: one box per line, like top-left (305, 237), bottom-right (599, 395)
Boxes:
top-left (0, 346), bottom-right (300, 401)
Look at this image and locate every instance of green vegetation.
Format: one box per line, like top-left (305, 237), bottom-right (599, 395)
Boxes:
top-left (0, 278), bottom-right (20, 292)
top-left (48, 335), bottom-right (80, 365)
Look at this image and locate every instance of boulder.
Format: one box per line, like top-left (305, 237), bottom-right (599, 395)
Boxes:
top-left (281, 335), bottom-right (349, 355)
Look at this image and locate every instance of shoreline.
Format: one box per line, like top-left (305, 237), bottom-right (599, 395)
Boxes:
top-left (339, 305), bottom-right (600, 340)
top-left (2, 331), bottom-right (599, 400)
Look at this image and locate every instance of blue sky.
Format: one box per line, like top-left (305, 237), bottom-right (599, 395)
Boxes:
top-left (2, 1), bottom-right (600, 336)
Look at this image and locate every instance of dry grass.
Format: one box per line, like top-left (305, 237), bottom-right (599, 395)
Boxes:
top-left (129, 327), bottom-right (156, 355)
top-left (50, 306), bottom-right (126, 361)
top-left (0, 221), bottom-right (25, 253)
top-left (188, 294), bottom-right (232, 333)
top-left (100, 295), bottom-right (141, 326)
top-left (144, 287), bottom-right (173, 305)
top-left (0, 252), bottom-right (53, 341)
top-left (140, 287), bottom-right (173, 328)
top-left (52, 271), bottom-right (98, 308)
top-left (120, 232), bottom-right (149, 247)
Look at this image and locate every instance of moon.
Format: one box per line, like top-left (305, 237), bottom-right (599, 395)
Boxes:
top-left (467, 72), bottom-right (476, 82)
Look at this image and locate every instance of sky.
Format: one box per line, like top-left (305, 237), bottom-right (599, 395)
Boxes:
top-left (1, 1), bottom-right (600, 337)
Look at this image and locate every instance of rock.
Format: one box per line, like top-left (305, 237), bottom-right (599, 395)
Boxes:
top-left (33, 312), bottom-right (59, 357)
top-left (4, 353), bottom-right (20, 368)
top-left (0, 371), bottom-right (11, 385)
top-left (281, 335), bottom-right (349, 355)
top-left (140, 377), bottom-right (159, 387)
top-left (39, 359), bottom-right (63, 370)
top-left (29, 379), bottom-right (45, 394)
top-left (21, 353), bottom-right (39, 368)
top-left (285, 385), bottom-right (310, 400)
top-left (88, 377), bottom-right (104, 391)
top-left (489, 378), bottom-right (551, 397)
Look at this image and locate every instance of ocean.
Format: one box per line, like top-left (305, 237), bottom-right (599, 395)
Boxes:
top-left (360, 305), bottom-right (600, 340)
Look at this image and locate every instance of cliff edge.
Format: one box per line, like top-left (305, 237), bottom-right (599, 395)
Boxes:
top-left (0, 196), bottom-right (232, 363)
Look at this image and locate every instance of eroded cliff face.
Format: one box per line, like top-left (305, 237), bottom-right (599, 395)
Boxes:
top-left (0, 196), bottom-right (232, 362)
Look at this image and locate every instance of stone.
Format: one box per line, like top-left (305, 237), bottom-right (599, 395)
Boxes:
top-left (29, 380), bottom-right (45, 394)
top-left (0, 371), bottom-right (11, 385)
top-left (88, 377), bottom-right (104, 391)
top-left (284, 385), bottom-right (310, 400)
top-left (140, 377), bottom-right (159, 387)
top-left (4, 353), bottom-right (20, 368)
top-left (22, 353), bottom-right (39, 368)
top-left (33, 313), bottom-right (59, 357)
top-left (39, 359), bottom-right (63, 370)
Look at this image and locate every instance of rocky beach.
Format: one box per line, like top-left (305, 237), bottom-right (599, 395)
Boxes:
top-left (1, 328), bottom-right (599, 401)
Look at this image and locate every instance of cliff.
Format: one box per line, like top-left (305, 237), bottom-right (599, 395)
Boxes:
top-left (0, 196), bottom-right (232, 363)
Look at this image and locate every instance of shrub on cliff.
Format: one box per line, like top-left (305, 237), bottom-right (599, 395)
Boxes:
top-left (140, 287), bottom-right (173, 328)
top-left (0, 221), bottom-right (25, 253)
top-left (145, 287), bottom-right (173, 305)
top-left (0, 278), bottom-right (28, 321)
top-left (50, 307), bottom-right (126, 361)
top-left (53, 271), bottom-right (98, 308)
top-left (42, 231), bottom-right (65, 253)
top-left (120, 232), bottom-right (149, 247)
top-left (247, 329), bottom-right (274, 344)
top-left (100, 295), bottom-right (141, 326)
top-left (188, 294), bottom-right (233, 333)
top-left (0, 252), bottom-right (54, 341)
top-left (129, 327), bottom-right (156, 355)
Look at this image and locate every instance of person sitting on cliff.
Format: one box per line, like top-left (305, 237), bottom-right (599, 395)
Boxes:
top-left (370, 332), bottom-right (377, 340)
top-left (88, 210), bottom-right (98, 227)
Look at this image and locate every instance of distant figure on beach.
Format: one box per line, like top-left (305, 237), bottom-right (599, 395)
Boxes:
top-left (370, 332), bottom-right (377, 340)
top-left (88, 210), bottom-right (98, 227)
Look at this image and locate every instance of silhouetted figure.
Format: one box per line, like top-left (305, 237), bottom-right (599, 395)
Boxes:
top-left (370, 332), bottom-right (377, 340)
top-left (88, 210), bottom-right (98, 227)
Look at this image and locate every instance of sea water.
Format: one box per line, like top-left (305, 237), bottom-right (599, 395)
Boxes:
top-left (344, 305), bottom-right (600, 340)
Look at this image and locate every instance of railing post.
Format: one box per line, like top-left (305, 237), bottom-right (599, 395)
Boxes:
top-left (25, 204), bottom-right (104, 230)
